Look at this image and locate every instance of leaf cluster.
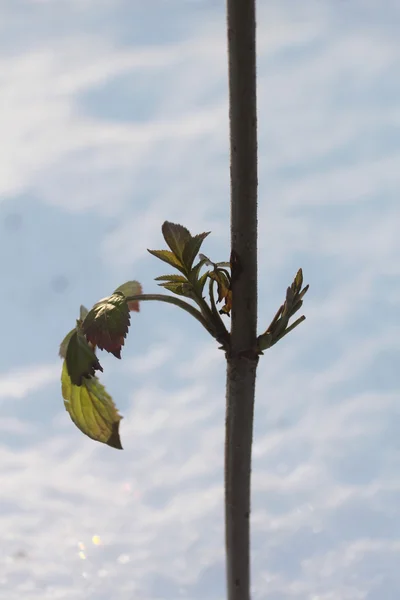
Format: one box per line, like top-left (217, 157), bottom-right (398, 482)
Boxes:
top-left (258, 269), bottom-right (309, 352)
top-left (59, 282), bottom-right (142, 449)
top-left (59, 221), bottom-right (309, 450)
top-left (148, 223), bottom-right (232, 319)
top-left (148, 223), bottom-right (211, 298)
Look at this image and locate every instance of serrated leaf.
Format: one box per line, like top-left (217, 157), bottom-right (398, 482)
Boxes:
top-left (82, 292), bottom-right (130, 359)
top-left (114, 280), bottom-right (142, 312)
top-left (154, 274), bottom-right (187, 283)
top-left (158, 281), bottom-right (195, 297)
top-left (161, 222), bottom-right (191, 261)
top-left (182, 231), bottom-right (210, 270)
top-left (61, 361), bottom-right (123, 449)
top-left (147, 249), bottom-right (185, 273)
top-left (65, 330), bottom-right (103, 386)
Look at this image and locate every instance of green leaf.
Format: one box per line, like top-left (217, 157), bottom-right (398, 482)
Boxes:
top-left (182, 232), bottom-right (210, 270)
top-left (294, 268), bottom-right (303, 292)
top-left (59, 327), bottom-right (76, 359)
top-left (198, 271), bottom-right (210, 293)
top-left (80, 305), bottom-right (89, 321)
top-left (114, 280), bottom-right (142, 312)
top-left (61, 361), bottom-right (123, 449)
top-left (60, 305), bottom-right (90, 359)
top-left (82, 292), bottom-right (130, 359)
top-left (147, 249), bottom-right (185, 273)
top-left (299, 284), bottom-right (310, 300)
top-left (65, 330), bottom-right (103, 386)
top-left (152, 223), bottom-right (211, 272)
top-left (161, 221), bottom-right (191, 260)
top-left (154, 274), bottom-right (188, 283)
top-left (158, 282), bottom-right (195, 297)
top-left (257, 269), bottom-right (309, 351)
top-left (190, 257), bottom-right (208, 282)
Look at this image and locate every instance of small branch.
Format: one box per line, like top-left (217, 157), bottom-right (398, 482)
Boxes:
top-left (125, 293), bottom-right (215, 338)
top-left (194, 290), bottom-right (224, 334)
top-left (186, 265), bottom-right (230, 349)
top-left (208, 278), bottom-right (231, 348)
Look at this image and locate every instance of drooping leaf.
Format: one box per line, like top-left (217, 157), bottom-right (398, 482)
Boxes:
top-left (158, 281), bottom-right (195, 297)
top-left (82, 292), bottom-right (130, 359)
top-left (60, 306), bottom-right (90, 359)
top-left (61, 361), bottom-right (123, 449)
top-left (209, 270), bottom-right (232, 316)
top-left (59, 327), bottom-right (76, 359)
top-left (219, 290), bottom-right (232, 315)
top-left (182, 231), bottom-right (210, 270)
top-left (65, 330), bottom-right (103, 386)
top-left (114, 280), bottom-right (142, 312)
top-left (161, 222), bottom-right (191, 261)
top-left (210, 270), bottom-right (230, 303)
top-left (147, 249), bottom-right (185, 273)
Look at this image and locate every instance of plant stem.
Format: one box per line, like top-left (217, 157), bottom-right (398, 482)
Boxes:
top-left (125, 294), bottom-right (215, 337)
top-left (185, 267), bottom-right (230, 348)
top-left (225, 0), bottom-right (258, 598)
top-left (196, 292), bottom-right (228, 338)
top-left (208, 278), bottom-right (231, 349)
